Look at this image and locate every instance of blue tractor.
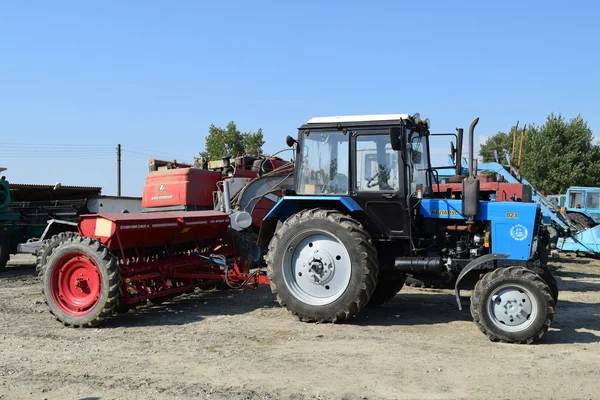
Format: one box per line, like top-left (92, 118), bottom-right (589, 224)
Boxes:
top-left (562, 187), bottom-right (600, 227)
top-left (260, 114), bottom-right (557, 344)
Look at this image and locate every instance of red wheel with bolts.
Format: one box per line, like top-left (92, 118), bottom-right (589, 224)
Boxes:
top-left (42, 236), bottom-right (121, 327)
top-left (51, 252), bottom-right (102, 315)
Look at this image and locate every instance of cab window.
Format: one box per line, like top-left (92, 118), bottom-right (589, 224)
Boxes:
top-left (355, 135), bottom-right (399, 191)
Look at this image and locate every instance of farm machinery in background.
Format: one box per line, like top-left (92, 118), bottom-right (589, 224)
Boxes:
top-left (35, 113), bottom-right (558, 345)
top-left (1, 169), bottom-right (86, 270)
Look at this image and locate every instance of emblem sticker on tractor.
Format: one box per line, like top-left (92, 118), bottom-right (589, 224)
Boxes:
top-left (506, 212), bottom-right (518, 218)
top-left (510, 224), bottom-right (528, 241)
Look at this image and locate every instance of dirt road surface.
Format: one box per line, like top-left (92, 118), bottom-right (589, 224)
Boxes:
top-left (1, 254), bottom-right (599, 400)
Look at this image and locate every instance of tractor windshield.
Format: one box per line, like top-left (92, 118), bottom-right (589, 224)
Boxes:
top-left (407, 130), bottom-right (432, 194)
top-left (297, 132), bottom-right (349, 195)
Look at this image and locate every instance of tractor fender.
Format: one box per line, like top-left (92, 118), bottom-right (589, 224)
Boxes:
top-left (454, 253), bottom-right (510, 310)
top-left (258, 196), bottom-right (362, 247)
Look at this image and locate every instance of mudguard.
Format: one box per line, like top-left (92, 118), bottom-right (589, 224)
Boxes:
top-left (454, 253), bottom-right (510, 310)
top-left (259, 196), bottom-right (362, 247)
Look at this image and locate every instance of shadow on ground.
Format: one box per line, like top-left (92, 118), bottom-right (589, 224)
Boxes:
top-left (104, 286), bottom-right (278, 329)
top-left (542, 299), bottom-right (600, 345)
top-left (0, 263), bottom-right (37, 283)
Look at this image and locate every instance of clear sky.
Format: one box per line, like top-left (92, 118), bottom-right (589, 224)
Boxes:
top-left (1, 1), bottom-right (598, 196)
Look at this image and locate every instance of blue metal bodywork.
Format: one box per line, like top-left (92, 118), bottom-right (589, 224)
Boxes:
top-left (264, 195), bottom-right (537, 261)
top-left (434, 156), bottom-right (600, 254)
top-left (420, 199), bottom-right (537, 260)
top-left (264, 196), bottom-right (361, 223)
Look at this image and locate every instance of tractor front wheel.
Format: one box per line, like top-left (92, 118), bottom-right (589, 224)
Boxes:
top-left (266, 209), bottom-right (378, 322)
top-left (470, 267), bottom-right (554, 344)
top-left (42, 236), bottom-right (121, 327)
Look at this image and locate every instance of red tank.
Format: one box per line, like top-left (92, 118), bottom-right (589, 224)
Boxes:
top-left (142, 168), bottom-right (221, 209)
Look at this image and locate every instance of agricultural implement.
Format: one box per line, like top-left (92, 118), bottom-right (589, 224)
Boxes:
top-left (37, 153), bottom-right (292, 326)
top-left (39, 210), bottom-right (270, 326)
top-left (39, 114), bottom-right (557, 344)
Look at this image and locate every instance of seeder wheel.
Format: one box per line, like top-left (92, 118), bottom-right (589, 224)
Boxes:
top-left (36, 231), bottom-right (78, 281)
top-left (42, 236), bottom-right (121, 327)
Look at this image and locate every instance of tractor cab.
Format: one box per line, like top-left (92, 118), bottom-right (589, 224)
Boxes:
top-left (290, 113), bottom-right (432, 239)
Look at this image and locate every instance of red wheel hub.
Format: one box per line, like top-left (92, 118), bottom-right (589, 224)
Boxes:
top-left (50, 252), bottom-right (102, 316)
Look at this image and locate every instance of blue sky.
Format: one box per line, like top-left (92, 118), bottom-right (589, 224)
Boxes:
top-left (1, 1), bottom-right (598, 196)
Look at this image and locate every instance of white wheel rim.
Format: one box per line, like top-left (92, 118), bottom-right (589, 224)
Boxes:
top-left (488, 283), bottom-right (539, 333)
top-left (282, 229), bottom-right (352, 306)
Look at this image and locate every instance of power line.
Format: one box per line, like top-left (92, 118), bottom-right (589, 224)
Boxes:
top-left (121, 145), bottom-right (192, 161)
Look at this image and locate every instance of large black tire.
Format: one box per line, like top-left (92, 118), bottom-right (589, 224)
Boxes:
top-left (232, 229), bottom-right (262, 268)
top-left (535, 235), bottom-right (559, 304)
top-left (470, 267), bottom-right (554, 344)
top-left (367, 277), bottom-right (404, 307)
top-left (42, 236), bottom-right (121, 327)
top-left (0, 233), bottom-right (9, 270)
top-left (266, 209), bottom-right (378, 322)
top-left (567, 212), bottom-right (596, 229)
top-left (36, 231), bottom-right (78, 281)
top-left (538, 269), bottom-right (559, 305)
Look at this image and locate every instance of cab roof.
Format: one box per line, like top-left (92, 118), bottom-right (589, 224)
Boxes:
top-left (306, 114), bottom-right (410, 124)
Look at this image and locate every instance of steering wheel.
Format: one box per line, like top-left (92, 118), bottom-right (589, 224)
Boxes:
top-left (366, 172), bottom-right (380, 188)
top-left (366, 172), bottom-right (393, 190)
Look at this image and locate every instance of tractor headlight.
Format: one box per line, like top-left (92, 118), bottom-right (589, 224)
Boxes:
top-left (412, 113), bottom-right (421, 124)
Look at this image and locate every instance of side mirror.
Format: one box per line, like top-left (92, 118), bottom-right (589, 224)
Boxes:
top-left (450, 141), bottom-right (456, 163)
top-left (286, 135), bottom-right (297, 148)
top-left (389, 127), bottom-right (403, 151)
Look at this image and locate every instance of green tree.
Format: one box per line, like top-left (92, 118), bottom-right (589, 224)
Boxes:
top-left (202, 122), bottom-right (265, 160)
top-left (242, 128), bottom-right (265, 156)
top-left (479, 130), bottom-right (519, 164)
top-left (479, 113), bottom-right (600, 194)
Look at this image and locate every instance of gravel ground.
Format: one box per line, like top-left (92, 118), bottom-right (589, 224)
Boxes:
top-left (0, 254), bottom-right (599, 400)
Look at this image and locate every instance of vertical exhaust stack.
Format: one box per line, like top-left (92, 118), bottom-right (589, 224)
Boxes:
top-left (462, 117), bottom-right (480, 223)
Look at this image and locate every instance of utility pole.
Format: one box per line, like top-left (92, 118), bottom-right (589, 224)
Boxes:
top-left (117, 144), bottom-right (122, 196)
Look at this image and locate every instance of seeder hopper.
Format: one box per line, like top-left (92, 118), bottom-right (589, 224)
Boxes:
top-left (39, 210), bottom-right (268, 327)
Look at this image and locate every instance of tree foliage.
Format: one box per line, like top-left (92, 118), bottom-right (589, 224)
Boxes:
top-left (201, 121), bottom-right (266, 161)
top-left (479, 114), bottom-right (600, 194)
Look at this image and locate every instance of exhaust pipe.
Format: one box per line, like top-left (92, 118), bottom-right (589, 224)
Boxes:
top-left (468, 118), bottom-right (479, 179)
top-left (395, 257), bottom-right (445, 274)
top-left (462, 118), bottom-right (480, 222)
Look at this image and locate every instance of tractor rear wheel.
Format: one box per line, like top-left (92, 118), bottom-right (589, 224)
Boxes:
top-left (42, 236), bottom-right (121, 327)
top-left (266, 209), bottom-right (378, 322)
top-left (0, 233), bottom-right (9, 270)
top-left (470, 267), bottom-right (554, 344)
top-left (36, 231), bottom-right (78, 281)
top-left (367, 277), bottom-right (404, 307)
